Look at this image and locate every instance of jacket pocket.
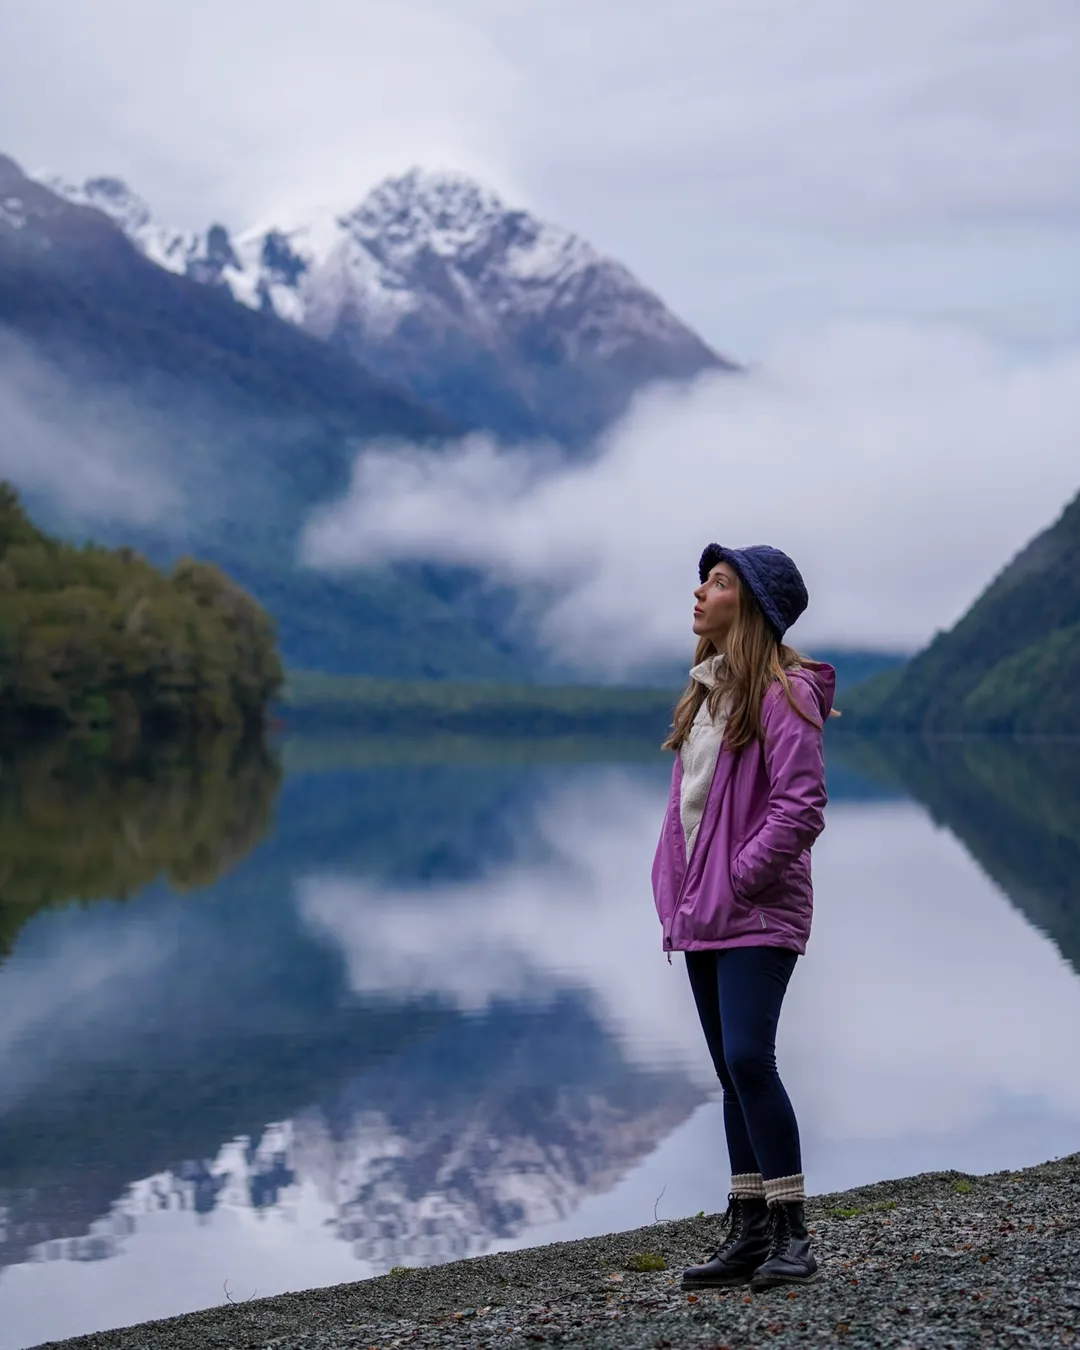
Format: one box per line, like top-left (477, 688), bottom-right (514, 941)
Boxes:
top-left (730, 848), bottom-right (760, 901)
top-left (732, 847), bottom-right (806, 904)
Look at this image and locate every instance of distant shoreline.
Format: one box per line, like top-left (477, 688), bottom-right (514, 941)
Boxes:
top-left (277, 647), bottom-right (906, 738)
top-left (279, 673), bottom-right (679, 738)
top-left (32, 1152), bottom-right (1080, 1350)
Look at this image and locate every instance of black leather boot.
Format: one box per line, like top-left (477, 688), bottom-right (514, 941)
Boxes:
top-left (749, 1200), bottom-right (819, 1290)
top-left (681, 1195), bottom-right (772, 1289)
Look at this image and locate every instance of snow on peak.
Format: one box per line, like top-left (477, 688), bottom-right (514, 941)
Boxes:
top-left (341, 167), bottom-right (508, 254)
top-left (337, 166), bottom-right (601, 285)
top-left (37, 169), bottom-right (272, 306)
top-left (76, 176), bottom-right (154, 233)
top-left (34, 164), bottom-right (666, 337)
top-left (38, 171), bottom-right (203, 275)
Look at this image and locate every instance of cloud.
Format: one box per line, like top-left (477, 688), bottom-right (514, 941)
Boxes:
top-left (302, 321), bottom-right (1080, 667)
top-left (0, 334), bottom-right (179, 527)
top-left (0, 0), bottom-right (520, 235)
top-left (5, 0), bottom-right (1076, 232)
top-left (514, 0), bottom-right (1080, 228)
top-left (3, 1), bottom-right (1078, 354)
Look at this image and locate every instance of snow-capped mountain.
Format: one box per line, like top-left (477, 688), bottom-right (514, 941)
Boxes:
top-left (40, 167), bottom-right (734, 444)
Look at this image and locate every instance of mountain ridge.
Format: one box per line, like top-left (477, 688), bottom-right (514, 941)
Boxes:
top-left (3, 155), bottom-right (447, 433)
top-left (41, 164), bottom-right (735, 444)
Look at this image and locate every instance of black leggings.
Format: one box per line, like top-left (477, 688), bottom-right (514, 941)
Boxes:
top-left (685, 946), bottom-right (802, 1181)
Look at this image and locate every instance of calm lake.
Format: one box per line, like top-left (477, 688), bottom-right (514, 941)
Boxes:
top-left (1, 731), bottom-right (1078, 1349)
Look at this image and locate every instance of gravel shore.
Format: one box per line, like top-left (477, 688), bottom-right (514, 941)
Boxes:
top-left (34, 1153), bottom-right (1080, 1350)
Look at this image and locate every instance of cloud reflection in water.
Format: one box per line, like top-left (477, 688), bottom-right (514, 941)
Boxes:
top-left (299, 774), bottom-right (1080, 1180)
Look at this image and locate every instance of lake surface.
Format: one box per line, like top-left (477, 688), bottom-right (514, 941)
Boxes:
top-left (1, 731), bottom-right (1078, 1349)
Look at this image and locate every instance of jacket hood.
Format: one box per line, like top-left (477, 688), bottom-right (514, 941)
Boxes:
top-left (789, 661), bottom-right (836, 721)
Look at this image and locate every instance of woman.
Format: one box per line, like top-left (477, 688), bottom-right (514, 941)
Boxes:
top-left (652, 543), bottom-right (834, 1292)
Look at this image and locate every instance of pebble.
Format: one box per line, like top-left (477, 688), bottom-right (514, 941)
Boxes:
top-left (30, 1153), bottom-right (1080, 1350)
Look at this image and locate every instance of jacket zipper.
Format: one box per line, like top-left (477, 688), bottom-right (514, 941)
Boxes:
top-left (666, 800), bottom-right (701, 958)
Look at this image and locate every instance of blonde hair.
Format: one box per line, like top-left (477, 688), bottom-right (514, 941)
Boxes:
top-left (663, 576), bottom-right (821, 753)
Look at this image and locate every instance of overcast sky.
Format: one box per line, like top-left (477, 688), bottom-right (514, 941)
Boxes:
top-left (1, 0), bottom-right (1078, 357)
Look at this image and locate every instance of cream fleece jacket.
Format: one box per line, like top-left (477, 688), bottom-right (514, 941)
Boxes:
top-left (679, 653), bottom-right (729, 862)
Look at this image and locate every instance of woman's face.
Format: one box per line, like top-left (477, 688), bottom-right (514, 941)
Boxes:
top-left (693, 562), bottom-right (740, 646)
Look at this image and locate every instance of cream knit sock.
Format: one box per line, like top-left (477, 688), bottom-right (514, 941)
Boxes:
top-left (730, 1171), bottom-right (766, 1199)
top-left (764, 1172), bottom-right (806, 1205)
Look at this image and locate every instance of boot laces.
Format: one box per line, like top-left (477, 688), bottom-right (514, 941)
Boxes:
top-left (711, 1193), bottom-right (747, 1257)
top-left (767, 1202), bottom-right (792, 1257)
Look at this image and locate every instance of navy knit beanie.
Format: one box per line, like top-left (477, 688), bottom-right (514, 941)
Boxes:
top-left (698, 543), bottom-right (808, 640)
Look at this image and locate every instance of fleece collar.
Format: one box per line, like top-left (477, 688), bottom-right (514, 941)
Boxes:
top-left (689, 652), bottom-right (726, 690)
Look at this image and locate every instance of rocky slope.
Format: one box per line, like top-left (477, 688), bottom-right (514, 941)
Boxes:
top-left (28, 1155), bottom-right (1080, 1350)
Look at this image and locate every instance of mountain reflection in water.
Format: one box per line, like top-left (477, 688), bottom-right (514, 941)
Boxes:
top-left (0, 733), bottom-right (1078, 1349)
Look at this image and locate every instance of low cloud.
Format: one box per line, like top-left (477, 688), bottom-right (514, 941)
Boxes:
top-left (0, 334), bottom-right (179, 528)
top-left (302, 321), bottom-right (1080, 672)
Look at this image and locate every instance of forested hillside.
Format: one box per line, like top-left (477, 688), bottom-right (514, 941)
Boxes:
top-left (0, 484), bottom-right (282, 730)
top-left (843, 487), bottom-right (1080, 732)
